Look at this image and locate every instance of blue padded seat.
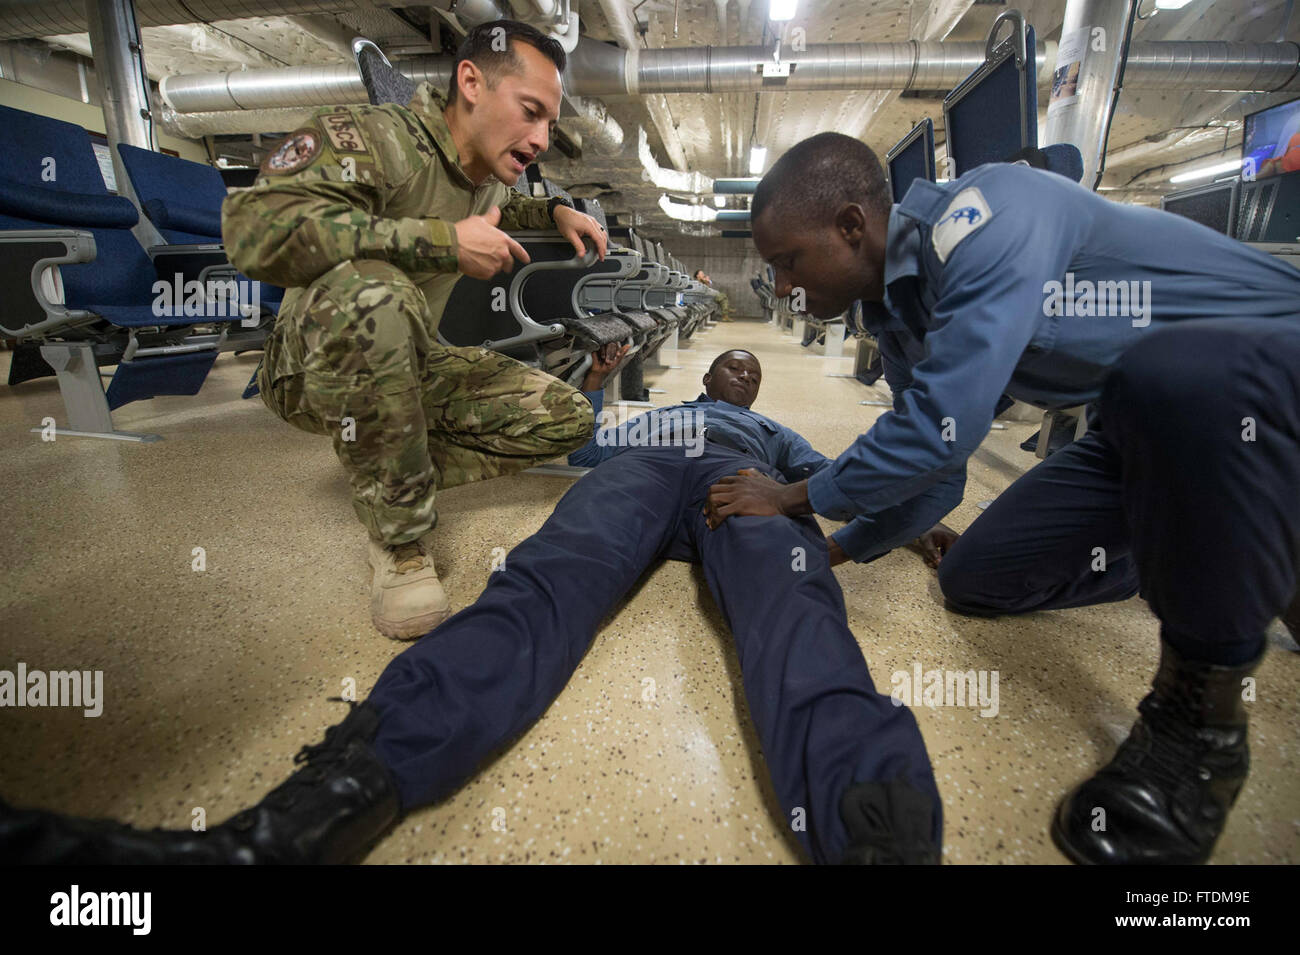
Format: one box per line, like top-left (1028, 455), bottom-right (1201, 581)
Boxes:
top-left (117, 144), bottom-right (231, 245)
top-left (0, 175), bottom-right (138, 228)
top-left (141, 198), bottom-right (223, 240)
top-left (0, 107), bottom-right (241, 328)
top-left (118, 143), bottom-right (283, 312)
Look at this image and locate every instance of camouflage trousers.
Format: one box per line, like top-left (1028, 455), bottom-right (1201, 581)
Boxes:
top-left (716, 292), bottom-right (733, 320)
top-left (259, 259), bottom-right (595, 545)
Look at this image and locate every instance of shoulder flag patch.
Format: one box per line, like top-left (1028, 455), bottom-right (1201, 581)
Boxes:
top-left (931, 187), bottom-right (994, 264)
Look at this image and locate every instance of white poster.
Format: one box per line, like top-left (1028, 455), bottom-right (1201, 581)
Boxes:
top-left (91, 142), bottom-right (118, 193)
top-left (1049, 27), bottom-right (1088, 114)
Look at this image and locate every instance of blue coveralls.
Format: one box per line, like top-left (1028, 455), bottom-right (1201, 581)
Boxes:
top-left (809, 162), bottom-right (1300, 666)
top-left (366, 391), bottom-right (941, 863)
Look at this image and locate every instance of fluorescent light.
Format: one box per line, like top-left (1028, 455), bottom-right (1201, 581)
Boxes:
top-left (713, 195), bottom-right (726, 208)
top-left (1169, 158), bottom-right (1241, 184)
top-left (1154, 0), bottom-right (1193, 9)
top-left (749, 145), bottom-right (768, 175)
top-left (769, 0), bottom-right (798, 20)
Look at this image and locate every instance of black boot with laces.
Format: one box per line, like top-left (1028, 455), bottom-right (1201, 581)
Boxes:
top-left (0, 700), bottom-right (401, 864)
top-left (1051, 639), bottom-right (1260, 865)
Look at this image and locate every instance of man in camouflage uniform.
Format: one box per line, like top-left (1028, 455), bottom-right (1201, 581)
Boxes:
top-left (694, 270), bottom-right (733, 321)
top-left (223, 21), bottom-right (609, 639)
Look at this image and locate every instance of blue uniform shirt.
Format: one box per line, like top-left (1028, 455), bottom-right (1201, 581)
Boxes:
top-left (568, 390), bottom-right (928, 563)
top-left (569, 390), bottom-right (825, 475)
top-left (806, 162), bottom-right (1300, 525)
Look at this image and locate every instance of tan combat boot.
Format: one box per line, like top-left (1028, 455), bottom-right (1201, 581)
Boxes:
top-left (368, 532), bottom-right (452, 640)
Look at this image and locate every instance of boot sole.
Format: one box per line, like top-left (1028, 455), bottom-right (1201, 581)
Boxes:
top-left (1049, 798), bottom-right (1214, 865)
top-left (373, 608), bottom-right (452, 641)
top-left (1049, 807), bottom-right (1098, 865)
top-left (368, 564), bottom-right (452, 640)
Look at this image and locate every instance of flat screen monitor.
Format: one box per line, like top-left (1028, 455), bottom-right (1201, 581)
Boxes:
top-left (886, 119), bottom-right (935, 204)
top-left (1243, 96), bottom-right (1300, 182)
top-left (1161, 179), bottom-right (1239, 237)
top-left (943, 26), bottom-right (1038, 178)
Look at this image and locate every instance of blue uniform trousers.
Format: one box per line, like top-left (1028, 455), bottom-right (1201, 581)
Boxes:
top-left (367, 442), bottom-right (940, 863)
top-left (939, 318), bottom-right (1300, 666)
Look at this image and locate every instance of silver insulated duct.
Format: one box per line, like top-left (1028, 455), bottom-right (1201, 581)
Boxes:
top-left (158, 37), bottom-right (1300, 123)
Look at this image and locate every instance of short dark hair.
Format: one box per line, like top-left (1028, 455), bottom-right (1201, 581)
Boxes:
top-left (751, 132), bottom-right (891, 228)
top-left (707, 350), bottom-right (759, 375)
top-left (447, 19), bottom-right (566, 106)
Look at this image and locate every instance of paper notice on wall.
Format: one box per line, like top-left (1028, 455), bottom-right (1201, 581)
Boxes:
top-left (1049, 26), bottom-right (1088, 115)
top-left (91, 142), bottom-right (118, 193)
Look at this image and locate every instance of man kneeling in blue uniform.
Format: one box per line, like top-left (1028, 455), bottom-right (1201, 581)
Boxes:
top-left (1, 348), bottom-right (942, 865)
top-left (707, 132), bottom-right (1300, 865)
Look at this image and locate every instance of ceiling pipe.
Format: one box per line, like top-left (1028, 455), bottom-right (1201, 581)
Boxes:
top-left (565, 94), bottom-right (626, 155)
top-left (596, 0), bottom-right (692, 172)
top-left (638, 126), bottom-right (711, 192)
top-left (158, 38), bottom-right (1300, 118)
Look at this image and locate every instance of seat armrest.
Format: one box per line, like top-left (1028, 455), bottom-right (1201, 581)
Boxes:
top-left (0, 229), bottom-right (99, 338)
top-left (148, 243), bottom-right (237, 281)
top-left (496, 238), bottom-right (601, 351)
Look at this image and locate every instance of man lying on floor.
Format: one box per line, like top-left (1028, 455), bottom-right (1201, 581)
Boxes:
top-left (1, 348), bottom-right (951, 865)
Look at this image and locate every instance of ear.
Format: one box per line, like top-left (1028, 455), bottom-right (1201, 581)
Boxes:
top-left (835, 203), bottom-right (868, 247)
top-left (457, 60), bottom-right (484, 106)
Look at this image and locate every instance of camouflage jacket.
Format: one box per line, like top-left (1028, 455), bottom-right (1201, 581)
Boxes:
top-left (222, 83), bottom-right (556, 292)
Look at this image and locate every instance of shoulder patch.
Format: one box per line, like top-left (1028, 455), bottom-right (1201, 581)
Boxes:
top-left (931, 187), bottom-right (994, 264)
top-left (260, 128), bottom-right (322, 176)
top-left (318, 107), bottom-right (370, 155)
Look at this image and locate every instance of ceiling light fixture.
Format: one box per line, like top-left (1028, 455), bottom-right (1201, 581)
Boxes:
top-left (749, 145), bottom-right (768, 175)
top-left (769, 0), bottom-right (798, 20)
top-left (1169, 158), bottom-right (1241, 184)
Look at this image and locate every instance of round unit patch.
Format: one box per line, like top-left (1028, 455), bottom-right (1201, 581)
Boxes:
top-left (261, 128), bottom-right (322, 175)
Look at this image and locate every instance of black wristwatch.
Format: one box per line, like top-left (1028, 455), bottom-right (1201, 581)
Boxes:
top-left (547, 194), bottom-right (575, 218)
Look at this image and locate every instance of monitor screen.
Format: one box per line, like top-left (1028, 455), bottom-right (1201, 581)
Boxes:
top-left (1162, 180), bottom-right (1238, 237)
top-left (944, 28), bottom-right (1037, 179)
top-left (1243, 97), bottom-right (1300, 182)
top-left (887, 119), bottom-right (935, 204)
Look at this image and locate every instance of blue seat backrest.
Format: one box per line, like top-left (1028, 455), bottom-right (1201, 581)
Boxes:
top-left (0, 105), bottom-right (157, 311)
top-left (117, 143), bottom-right (227, 243)
top-left (0, 104), bottom-right (112, 196)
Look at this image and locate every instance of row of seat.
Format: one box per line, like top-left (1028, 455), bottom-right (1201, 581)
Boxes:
top-left (0, 92), bottom-right (723, 438)
top-left (0, 103), bottom-right (283, 439)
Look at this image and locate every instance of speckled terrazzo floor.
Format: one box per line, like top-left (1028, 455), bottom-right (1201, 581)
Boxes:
top-left (1, 318), bottom-right (1296, 864)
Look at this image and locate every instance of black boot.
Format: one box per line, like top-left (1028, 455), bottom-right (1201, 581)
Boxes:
top-left (0, 700), bottom-right (401, 864)
top-left (838, 778), bottom-right (941, 864)
top-left (1051, 639), bottom-right (1260, 865)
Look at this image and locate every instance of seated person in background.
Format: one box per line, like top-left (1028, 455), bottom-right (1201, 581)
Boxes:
top-left (1, 349), bottom-right (952, 866)
top-left (693, 270), bottom-right (734, 321)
